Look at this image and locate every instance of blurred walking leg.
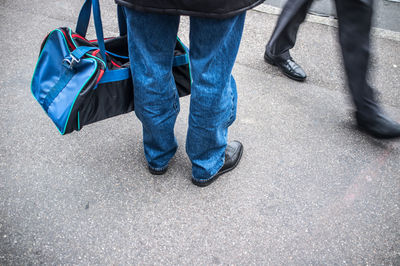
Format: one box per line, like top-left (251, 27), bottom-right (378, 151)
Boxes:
top-left (334, 0), bottom-right (379, 117)
top-left (335, 0), bottom-right (400, 138)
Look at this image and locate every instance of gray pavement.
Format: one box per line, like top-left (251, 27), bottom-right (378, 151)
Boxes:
top-left (1, 1), bottom-right (400, 265)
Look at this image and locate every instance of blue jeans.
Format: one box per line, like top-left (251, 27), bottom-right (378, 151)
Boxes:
top-left (124, 8), bottom-right (245, 181)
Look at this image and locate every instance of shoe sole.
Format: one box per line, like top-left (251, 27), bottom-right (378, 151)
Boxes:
top-left (149, 167), bottom-right (168, 175)
top-left (192, 144), bottom-right (244, 187)
top-left (357, 124), bottom-right (400, 139)
top-left (264, 53), bottom-right (306, 82)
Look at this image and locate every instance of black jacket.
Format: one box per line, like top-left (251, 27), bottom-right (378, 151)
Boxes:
top-left (115, 0), bottom-right (264, 19)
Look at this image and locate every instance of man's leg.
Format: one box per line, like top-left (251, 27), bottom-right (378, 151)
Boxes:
top-left (264, 0), bottom-right (313, 81)
top-left (335, 0), bottom-right (400, 139)
top-left (124, 8), bottom-right (181, 173)
top-left (335, 0), bottom-right (378, 117)
top-left (187, 13), bottom-right (246, 184)
top-left (266, 0), bottom-right (314, 60)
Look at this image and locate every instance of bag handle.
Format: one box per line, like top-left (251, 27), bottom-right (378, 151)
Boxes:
top-left (76, 0), bottom-right (127, 37)
top-left (91, 0), bottom-right (106, 61)
top-left (75, 0), bottom-right (127, 65)
top-left (75, 0), bottom-right (92, 37)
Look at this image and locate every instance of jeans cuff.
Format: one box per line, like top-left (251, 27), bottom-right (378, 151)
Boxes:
top-left (191, 160), bottom-right (224, 183)
top-left (148, 164), bottom-right (168, 172)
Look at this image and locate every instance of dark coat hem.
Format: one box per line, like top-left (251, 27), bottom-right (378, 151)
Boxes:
top-left (115, 0), bottom-right (264, 19)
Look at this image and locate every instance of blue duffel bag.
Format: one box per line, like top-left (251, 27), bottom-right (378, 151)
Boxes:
top-left (31, 0), bottom-right (191, 135)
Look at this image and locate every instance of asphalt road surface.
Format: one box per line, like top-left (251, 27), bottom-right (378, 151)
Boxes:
top-left (1, 0), bottom-right (399, 264)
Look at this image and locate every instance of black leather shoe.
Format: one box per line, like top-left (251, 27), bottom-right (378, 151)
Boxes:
top-left (148, 166), bottom-right (168, 175)
top-left (264, 51), bottom-right (307, 82)
top-left (356, 111), bottom-right (400, 139)
top-left (192, 141), bottom-right (244, 187)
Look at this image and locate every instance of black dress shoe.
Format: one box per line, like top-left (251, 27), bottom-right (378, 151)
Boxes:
top-left (264, 51), bottom-right (307, 82)
top-left (356, 111), bottom-right (400, 139)
top-left (192, 141), bottom-right (243, 187)
top-left (148, 166), bottom-right (168, 175)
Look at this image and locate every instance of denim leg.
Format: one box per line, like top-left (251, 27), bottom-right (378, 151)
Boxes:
top-left (187, 13), bottom-right (246, 181)
top-left (124, 8), bottom-right (180, 171)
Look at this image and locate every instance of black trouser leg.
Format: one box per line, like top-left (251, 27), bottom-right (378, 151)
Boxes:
top-left (335, 0), bottom-right (380, 118)
top-left (266, 0), bottom-right (314, 60)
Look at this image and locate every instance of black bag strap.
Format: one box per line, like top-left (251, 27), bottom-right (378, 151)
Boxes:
top-left (117, 5), bottom-right (127, 36)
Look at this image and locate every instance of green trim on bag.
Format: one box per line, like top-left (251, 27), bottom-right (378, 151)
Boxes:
top-left (61, 59), bottom-right (98, 135)
top-left (31, 29), bottom-right (70, 99)
top-left (31, 28), bottom-right (98, 135)
top-left (31, 29), bottom-right (72, 135)
top-left (77, 111), bottom-right (81, 131)
top-left (177, 37), bottom-right (192, 85)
